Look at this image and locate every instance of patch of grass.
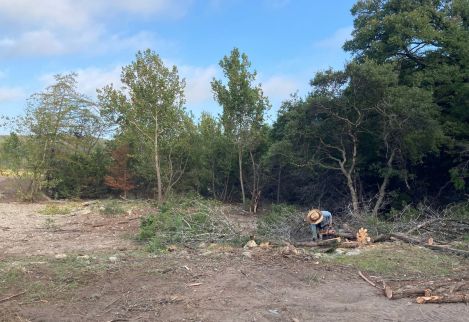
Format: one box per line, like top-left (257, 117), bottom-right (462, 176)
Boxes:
top-left (39, 203), bottom-right (73, 216)
top-left (327, 244), bottom-right (466, 279)
top-left (99, 200), bottom-right (126, 216)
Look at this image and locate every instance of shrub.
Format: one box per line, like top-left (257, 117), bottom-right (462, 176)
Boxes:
top-left (138, 195), bottom-right (238, 251)
top-left (257, 204), bottom-right (307, 242)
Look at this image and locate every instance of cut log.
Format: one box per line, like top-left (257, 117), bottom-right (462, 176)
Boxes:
top-left (390, 233), bottom-right (469, 258)
top-left (294, 237), bottom-right (341, 248)
top-left (385, 281), bottom-right (469, 300)
top-left (335, 232), bottom-right (355, 240)
top-left (416, 293), bottom-right (469, 304)
top-left (372, 234), bottom-right (391, 243)
top-left (339, 241), bottom-right (359, 248)
top-left (385, 285), bottom-right (428, 300)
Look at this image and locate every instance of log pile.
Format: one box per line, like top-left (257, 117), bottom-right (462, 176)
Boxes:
top-left (382, 279), bottom-right (469, 304)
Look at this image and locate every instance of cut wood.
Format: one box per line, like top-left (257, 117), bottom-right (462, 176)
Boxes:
top-left (416, 293), bottom-right (469, 304)
top-left (384, 281), bottom-right (469, 300)
top-left (390, 233), bottom-right (469, 257)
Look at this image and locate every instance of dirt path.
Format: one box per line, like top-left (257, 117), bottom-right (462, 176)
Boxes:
top-left (1, 200), bottom-right (469, 322)
top-left (0, 202), bottom-right (140, 256)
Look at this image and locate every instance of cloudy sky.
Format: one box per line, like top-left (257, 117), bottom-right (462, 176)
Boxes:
top-left (0, 0), bottom-right (356, 129)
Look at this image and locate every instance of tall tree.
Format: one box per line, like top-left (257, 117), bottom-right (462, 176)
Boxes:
top-left (99, 49), bottom-right (187, 202)
top-left (17, 73), bottom-right (103, 199)
top-left (344, 0), bottom-right (469, 198)
top-left (211, 48), bottom-right (270, 206)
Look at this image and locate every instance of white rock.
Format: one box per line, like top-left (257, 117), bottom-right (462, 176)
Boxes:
top-left (242, 251), bottom-right (252, 258)
top-left (55, 254), bottom-right (68, 259)
top-left (109, 256), bottom-right (118, 262)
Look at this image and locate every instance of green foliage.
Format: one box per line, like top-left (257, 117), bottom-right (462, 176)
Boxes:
top-left (257, 204), bottom-right (305, 241)
top-left (39, 204), bottom-right (73, 216)
top-left (99, 200), bottom-right (125, 216)
top-left (138, 195), bottom-right (237, 251)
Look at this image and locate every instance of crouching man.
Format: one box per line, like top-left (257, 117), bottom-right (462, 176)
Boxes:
top-left (305, 209), bottom-right (332, 241)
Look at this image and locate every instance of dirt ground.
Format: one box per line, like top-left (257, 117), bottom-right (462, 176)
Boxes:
top-left (1, 180), bottom-right (468, 321)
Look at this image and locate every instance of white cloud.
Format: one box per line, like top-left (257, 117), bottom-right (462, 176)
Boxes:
top-left (180, 65), bottom-right (218, 105)
top-left (40, 66), bottom-right (123, 98)
top-left (0, 87), bottom-right (25, 102)
top-left (261, 75), bottom-right (299, 100)
top-left (0, 0), bottom-right (191, 58)
top-left (315, 26), bottom-right (353, 50)
top-left (0, 30), bottom-right (65, 57)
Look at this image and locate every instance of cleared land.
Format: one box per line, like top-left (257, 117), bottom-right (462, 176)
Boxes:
top-left (1, 179), bottom-right (469, 321)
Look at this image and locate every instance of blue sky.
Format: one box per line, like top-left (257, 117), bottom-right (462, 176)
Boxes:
top-left (0, 0), bottom-right (356, 132)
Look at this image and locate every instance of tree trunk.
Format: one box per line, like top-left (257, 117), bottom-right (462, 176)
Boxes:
top-left (154, 115), bottom-right (163, 203)
top-left (238, 146), bottom-right (246, 205)
top-left (345, 173), bottom-right (360, 214)
top-left (372, 149), bottom-right (395, 217)
top-left (276, 167), bottom-right (281, 203)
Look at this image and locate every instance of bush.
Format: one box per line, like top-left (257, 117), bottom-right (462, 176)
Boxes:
top-left (99, 200), bottom-right (125, 216)
top-left (138, 195), bottom-right (238, 251)
top-left (257, 204), bottom-right (307, 242)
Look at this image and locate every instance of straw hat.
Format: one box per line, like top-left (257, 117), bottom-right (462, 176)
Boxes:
top-left (305, 209), bottom-right (324, 224)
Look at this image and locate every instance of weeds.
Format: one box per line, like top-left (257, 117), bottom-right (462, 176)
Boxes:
top-left (257, 204), bottom-right (307, 242)
top-left (138, 194), bottom-right (240, 251)
top-left (39, 203), bottom-right (73, 216)
top-left (98, 199), bottom-right (125, 216)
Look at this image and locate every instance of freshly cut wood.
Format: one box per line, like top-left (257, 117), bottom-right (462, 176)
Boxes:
top-left (384, 281), bottom-right (469, 300)
top-left (416, 293), bottom-right (469, 304)
top-left (356, 228), bottom-right (370, 245)
top-left (384, 285), bottom-right (427, 299)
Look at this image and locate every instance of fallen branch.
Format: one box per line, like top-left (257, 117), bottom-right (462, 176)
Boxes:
top-left (0, 291), bottom-right (26, 303)
top-left (390, 233), bottom-right (469, 257)
top-left (406, 218), bottom-right (440, 235)
top-left (358, 271), bottom-right (377, 288)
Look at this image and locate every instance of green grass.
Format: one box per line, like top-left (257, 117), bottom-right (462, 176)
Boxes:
top-left (39, 203), bottom-right (74, 216)
top-left (98, 200), bottom-right (126, 216)
top-left (327, 244), bottom-right (466, 279)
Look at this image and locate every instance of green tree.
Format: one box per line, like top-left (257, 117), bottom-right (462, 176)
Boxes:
top-left (344, 0), bottom-right (469, 198)
top-left (99, 49), bottom-right (187, 202)
top-left (18, 73), bottom-right (103, 199)
top-left (211, 48), bottom-right (270, 206)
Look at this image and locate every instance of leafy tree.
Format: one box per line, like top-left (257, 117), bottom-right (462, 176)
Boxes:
top-left (344, 0), bottom-right (469, 199)
top-left (211, 48), bottom-right (270, 207)
top-left (17, 73), bottom-right (104, 199)
top-left (99, 49), bottom-right (187, 202)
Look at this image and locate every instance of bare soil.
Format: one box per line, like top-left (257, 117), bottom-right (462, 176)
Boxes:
top-left (1, 181), bottom-right (468, 321)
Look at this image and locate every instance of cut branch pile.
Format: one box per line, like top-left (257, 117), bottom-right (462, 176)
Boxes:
top-left (382, 279), bottom-right (469, 304)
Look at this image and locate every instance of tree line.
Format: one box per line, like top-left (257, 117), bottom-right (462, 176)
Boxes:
top-left (1, 0), bottom-right (467, 216)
